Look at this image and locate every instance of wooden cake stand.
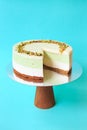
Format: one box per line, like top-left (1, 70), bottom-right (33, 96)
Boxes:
top-left (34, 86), bottom-right (55, 109)
top-left (8, 62), bottom-right (82, 109)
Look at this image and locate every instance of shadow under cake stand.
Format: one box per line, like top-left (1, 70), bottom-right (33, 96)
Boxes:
top-left (8, 62), bottom-right (82, 109)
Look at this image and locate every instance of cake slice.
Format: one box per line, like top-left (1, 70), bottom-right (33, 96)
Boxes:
top-left (13, 40), bottom-right (72, 83)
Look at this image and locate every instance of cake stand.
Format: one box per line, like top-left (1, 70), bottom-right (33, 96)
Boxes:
top-left (7, 62), bottom-right (82, 109)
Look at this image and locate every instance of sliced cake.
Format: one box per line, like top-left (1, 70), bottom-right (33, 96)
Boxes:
top-left (13, 40), bottom-right (72, 83)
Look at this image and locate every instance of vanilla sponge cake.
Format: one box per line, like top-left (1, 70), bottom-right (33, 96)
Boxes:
top-left (13, 40), bottom-right (72, 83)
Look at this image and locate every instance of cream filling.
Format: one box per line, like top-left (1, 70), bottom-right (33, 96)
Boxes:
top-left (13, 61), bottom-right (43, 77)
top-left (44, 60), bottom-right (71, 71)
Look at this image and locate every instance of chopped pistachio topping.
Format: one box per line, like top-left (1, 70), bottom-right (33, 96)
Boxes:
top-left (16, 40), bottom-right (68, 56)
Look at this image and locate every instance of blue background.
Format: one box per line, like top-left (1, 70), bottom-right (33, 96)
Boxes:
top-left (0, 0), bottom-right (87, 130)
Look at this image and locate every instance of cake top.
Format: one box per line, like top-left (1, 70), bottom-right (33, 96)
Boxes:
top-left (14, 40), bottom-right (70, 56)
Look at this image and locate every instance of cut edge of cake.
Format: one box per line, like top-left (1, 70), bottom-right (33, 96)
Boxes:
top-left (13, 40), bottom-right (72, 83)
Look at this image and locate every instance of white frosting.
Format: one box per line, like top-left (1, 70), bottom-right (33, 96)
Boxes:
top-left (13, 61), bottom-right (43, 77)
top-left (23, 43), bottom-right (60, 54)
top-left (13, 40), bottom-right (72, 58)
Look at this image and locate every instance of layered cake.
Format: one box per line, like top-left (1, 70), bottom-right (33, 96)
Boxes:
top-left (13, 40), bottom-right (72, 83)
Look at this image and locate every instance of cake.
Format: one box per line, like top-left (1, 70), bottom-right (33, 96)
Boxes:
top-left (13, 40), bottom-right (72, 83)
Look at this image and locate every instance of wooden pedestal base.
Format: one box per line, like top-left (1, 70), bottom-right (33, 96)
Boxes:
top-left (34, 86), bottom-right (55, 109)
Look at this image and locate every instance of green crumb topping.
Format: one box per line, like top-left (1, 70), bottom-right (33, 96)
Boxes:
top-left (16, 40), bottom-right (68, 56)
top-left (59, 43), bottom-right (68, 53)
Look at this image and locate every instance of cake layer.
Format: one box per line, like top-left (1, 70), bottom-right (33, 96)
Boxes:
top-left (44, 65), bottom-right (72, 75)
top-left (13, 61), bottom-right (43, 77)
top-left (44, 61), bottom-right (71, 71)
top-left (13, 69), bottom-right (43, 83)
top-left (13, 52), bottom-right (43, 68)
